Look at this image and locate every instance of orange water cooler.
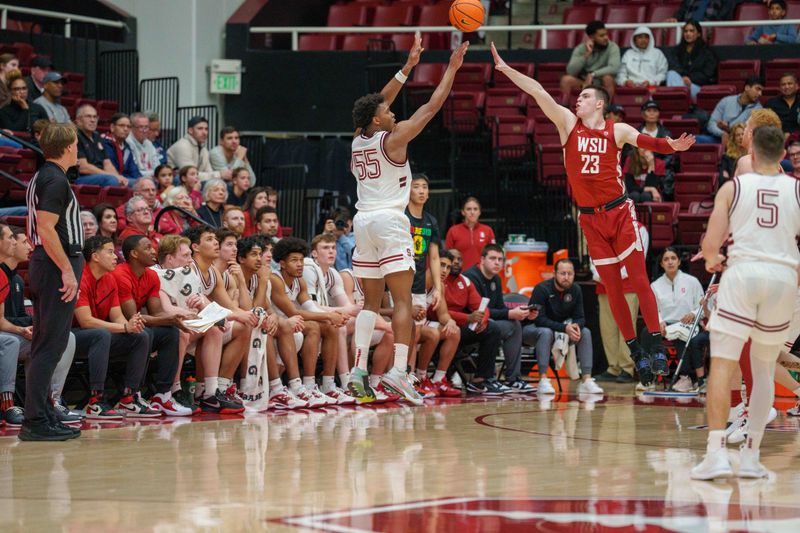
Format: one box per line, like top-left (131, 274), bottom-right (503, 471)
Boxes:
top-left (500, 243), bottom-right (569, 297)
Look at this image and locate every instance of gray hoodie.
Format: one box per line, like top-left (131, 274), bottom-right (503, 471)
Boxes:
top-left (616, 26), bottom-right (668, 87)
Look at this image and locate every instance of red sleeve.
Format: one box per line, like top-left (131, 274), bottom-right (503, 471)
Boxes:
top-left (113, 267), bottom-right (134, 303)
top-left (445, 225), bottom-right (456, 250)
top-left (636, 133), bottom-right (675, 154)
top-left (76, 272), bottom-right (92, 308)
top-left (145, 270), bottom-right (161, 300)
top-left (655, 158), bottom-right (666, 175)
top-left (487, 226), bottom-right (496, 245)
top-left (449, 309), bottom-right (469, 328)
top-left (107, 276), bottom-right (120, 308)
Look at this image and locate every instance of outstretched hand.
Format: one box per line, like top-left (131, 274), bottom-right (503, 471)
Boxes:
top-left (405, 31), bottom-right (424, 69)
top-left (667, 132), bottom-right (696, 152)
top-left (449, 41), bottom-right (469, 70)
top-left (490, 42), bottom-right (508, 71)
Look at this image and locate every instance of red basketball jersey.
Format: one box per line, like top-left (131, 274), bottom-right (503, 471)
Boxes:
top-left (563, 119), bottom-right (624, 208)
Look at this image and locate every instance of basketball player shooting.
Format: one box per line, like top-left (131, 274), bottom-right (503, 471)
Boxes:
top-left (491, 43), bottom-right (696, 385)
top-left (347, 35), bottom-right (469, 404)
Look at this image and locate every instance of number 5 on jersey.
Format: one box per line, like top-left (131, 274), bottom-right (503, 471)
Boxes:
top-left (352, 149), bottom-right (381, 180)
top-left (581, 154), bottom-right (599, 174)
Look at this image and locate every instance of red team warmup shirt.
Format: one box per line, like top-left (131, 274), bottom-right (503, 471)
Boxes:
top-left (0, 269), bottom-right (9, 302)
top-left (563, 119), bottom-right (624, 208)
top-left (112, 263), bottom-right (161, 310)
top-left (77, 270), bottom-right (120, 321)
top-left (445, 222), bottom-right (496, 270)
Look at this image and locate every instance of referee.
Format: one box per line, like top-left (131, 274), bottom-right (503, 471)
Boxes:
top-left (21, 123), bottom-right (84, 441)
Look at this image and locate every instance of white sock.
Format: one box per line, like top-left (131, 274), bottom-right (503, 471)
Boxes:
top-left (203, 377), bottom-right (218, 398)
top-left (288, 377), bottom-right (302, 393)
top-left (339, 372), bottom-right (350, 387)
top-left (748, 349), bottom-right (778, 450)
top-left (393, 344), bottom-right (409, 372)
top-left (321, 375), bottom-right (335, 392)
top-left (269, 378), bottom-right (283, 394)
top-left (746, 430), bottom-right (764, 452)
top-left (707, 430), bottom-right (726, 453)
top-left (369, 374), bottom-right (381, 388)
top-left (171, 382), bottom-right (182, 394)
top-left (218, 377), bottom-right (231, 391)
top-left (303, 376), bottom-right (316, 389)
top-left (415, 368), bottom-right (427, 379)
top-left (432, 370), bottom-right (446, 383)
top-left (354, 310), bottom-right (378, 370)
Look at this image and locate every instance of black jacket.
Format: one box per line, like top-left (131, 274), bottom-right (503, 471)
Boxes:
top-left (463, 265), bottom-right (508, 321)
top-left (528, 278), bottom-right (585, 332)
top-left (1, 263), bottom-right (31, 327)
top-left (674, 0), bottom-right (741, 22)
top-left (0, 101), bottom-right (48, 133)
top-left (666, 42), bottom-right (718, 86)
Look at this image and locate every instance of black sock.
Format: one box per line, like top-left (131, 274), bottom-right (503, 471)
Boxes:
top-left (626, 338), bottom-right (642, 354)
top-left (650, 331), bottom-right (663, 346)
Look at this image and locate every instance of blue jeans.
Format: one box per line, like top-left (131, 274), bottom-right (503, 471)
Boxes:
top-left (666, 70), bottom-right (701, 101)
top-left (76, 174), bottom-right (119, 186)
top-left (0, 206), bottom-right (27, 216)
top-left (0, 137), bottom-right (22, 149)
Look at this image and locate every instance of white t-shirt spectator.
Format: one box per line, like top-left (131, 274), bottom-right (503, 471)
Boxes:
top-left (651, 270), bottom-right (704, 324)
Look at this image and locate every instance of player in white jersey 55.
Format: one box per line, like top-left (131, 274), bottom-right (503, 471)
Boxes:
top-left (692, 126), bottom-right (800, 481)
top-left (348, 33), bottom-right (468, 405)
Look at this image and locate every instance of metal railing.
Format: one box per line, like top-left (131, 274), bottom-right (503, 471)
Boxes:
top-left (0, 3), bottom-right (125, 37)
top-left (176, 105), bottom-right (219, 150)
top-left (99, 50), bottom-right (139, 113)
top-left (250, 19), bottom-right (800, 51)
top-left (0, 131), bottom-right (42, 156)
top-left (140, 77), bottom-right (180, 147)
top-left (154, 205), bottom-right (208, 233)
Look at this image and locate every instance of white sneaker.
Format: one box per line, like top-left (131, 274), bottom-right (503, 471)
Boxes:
top-left (577, 378), bottom-right (604, 395)
top-left (787, 399), bottom-right (800, 417)
top-left (537, 377), bottom-right (555, 395)
top-left (269, 387), bottom-right (308, 410)
top-left (728, 407), bottom-right (777, 444)
top-left (294, 387), bottom-right (327, 408)
top-left (636, 381), bottom-right (656, 392)
top-left (150, 393), bottom-right (193, 417)
top-left (322, 386), bottom-right (357, 406)
top-left (381, 367), bottom-right (423, 406)
top-left (691, 448), bottom-right (733, 480)
top-left (738, 447), bottom-right (768, 479)
top-left (308, 385), bottom-right (336, 406)
top-left (672, 375), bottom-right (694, 393)
top-left (728, 402), bottom-right (745, 423)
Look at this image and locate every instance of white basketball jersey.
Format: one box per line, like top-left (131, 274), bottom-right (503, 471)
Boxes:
top-left (728, 173), bottom-right (800, 268)
top-left (352, 131), bottom-right (411, 212)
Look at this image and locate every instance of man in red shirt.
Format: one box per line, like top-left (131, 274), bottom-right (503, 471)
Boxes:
top-left (435, 249), bottom-right (507, 396)
top-left (113, 235), bottom-right (189, 415)
top-left (492, 44), bottom-right (695, 385)
top-left (118, 196), bottom-right (163, 248)
top-left (74, 235), bottom-right (164, 419)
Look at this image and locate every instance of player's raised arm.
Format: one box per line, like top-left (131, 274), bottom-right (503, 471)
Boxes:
top-left (614, 121), bottom-right (697, 153)
top-left (386, 41), bottom-right (469, 148)
top-left (701, 180), bottom-right (734, 272)
top-left (380, 31), bottom-right (423, 108)
top-left (490, 42), bottom-right (575, 135)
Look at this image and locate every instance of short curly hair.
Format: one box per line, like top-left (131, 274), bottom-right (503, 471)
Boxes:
top-left (352, 93), bottom-right (384, 130)
top-left (272, 236), bottom-right (309, 262)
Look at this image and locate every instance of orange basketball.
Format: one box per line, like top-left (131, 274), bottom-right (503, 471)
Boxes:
top-left (449, 0), bottom-right (485, 33)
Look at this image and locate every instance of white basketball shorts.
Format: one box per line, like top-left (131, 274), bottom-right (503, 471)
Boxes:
top-left (352, 209), bottom-right (415, 279)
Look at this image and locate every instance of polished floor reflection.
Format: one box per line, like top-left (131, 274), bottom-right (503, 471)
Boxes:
top-left (1, 384), bottom-right (799, 531)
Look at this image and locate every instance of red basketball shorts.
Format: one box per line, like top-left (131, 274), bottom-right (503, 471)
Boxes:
top-left (579, 199), bottom-right (643, 266)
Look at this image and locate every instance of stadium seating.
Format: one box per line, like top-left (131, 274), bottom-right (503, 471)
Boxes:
top-left (562, 6), bottom-right (604, 25)
top-left (765, 58), bottom-right (800, 86)
top-left (298, 34), bottom-right (338, 51)
top-left (674, 173), bottom-right (715, 212)
top-left (372, 4), bottom-right (416, 26)
top-left (695, 85), bottom-right (738, 113)
top-left (605, 5), bottom-right (647, 24)
top-left (652, 87), bottom-right (691, 115)
top-left (709, 27), bottom-right (751, 46)
top-left (636, 202), bottom-right (679, 249)
top-left (717, 60), bottom-right (761, 90)
top-left (678, 144), bottom-right (723, 173)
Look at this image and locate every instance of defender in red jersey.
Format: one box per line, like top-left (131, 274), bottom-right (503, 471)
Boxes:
top-left (492, 43), bottom-right (696, 385)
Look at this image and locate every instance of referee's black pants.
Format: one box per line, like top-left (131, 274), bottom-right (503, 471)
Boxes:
top-left (25, 248), bottom-right (84, 423)
top-left (143, 326), bottom-right (180, 394)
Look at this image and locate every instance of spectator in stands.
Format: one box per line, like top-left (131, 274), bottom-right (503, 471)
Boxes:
top-left (648, 248), bottom-right (705, 392)
top-left (445, 196), bottom-right (496, 271)
top-left (154, 164), bottom-right (174, 201)
top-left (92, 203), bottom-right (118, 241)
top-left (227, 168), bottom-right (251, 207)
top-left (561, 21), bottom-right (620, 105)
top-left (523, 259), bottom-right (602, 396)
top-left (33, 72), bottom-right (70, 123)
top-left (765, 73), bottom-right (800, 137)
top-left (103, 113), bottom-right (141, 183)
top-left (720, 123), bottom-right (747, 184)
top-left (147, 112), bottom-right (167, 165)
top-left (333, 213), bottom-right (354, 271)
top-left (666, 0), bottom-right (739, 22)
top-left (242, 186), bottom-right (268, 237)
top-left (665, 20), bottom-right (718, 100)
top-left (0, 54), bottom-right (19, 107)
top-left (127, 112), bottom-right (160, 178)
top-left (788, 141), bottom-right (800, 178)
top-left (160, 186), bottom-right (198, 235)
top-left (622, 147), bottom-right (665, 203)
top-left (606, 104), bottom-right (626, 124)
top-left (75, 104), bottom-right (125, 187)
top-left (178, 165), bottom-right (203, 210)
top-left (167, 116), bottom-right (222, 184)
top-left (636, 101), bottom-right (675, 184)
top-left (255, 206), bottom-right (280, 243)
top-left (118, 196), bottom-right (163, 247)
top-left (116, 178), bottom-right (163, 234)
top-left (0, 75), bottom-right (48, 135)
top-left (209, 126), bottom-right (254, 181)
top-left (439, 249), bottom-right (507, 395)
top-left (81, 211), bottom-right (98, 240)
top-left (24, 56), bottom-right (51, 102)
top-left (704, 75), bottom-right (763, 144)
top-left (616, 27), bottom-right (668, 89)
top-left (746, 0), bottom-right (797, 44)
top-left (197, 178), bottom-right (227, 227)
top-left (463, 244), bottom-right (538, 392)
top-left (222, 206), bottom-right (245, 237)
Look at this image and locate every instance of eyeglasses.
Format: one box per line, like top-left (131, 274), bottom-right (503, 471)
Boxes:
top-left (132, 207), bottom-right (152, 214)
top-left (135, 125), bottom-right (149, 131)
top-left (789, 151), bottom-right (800, 158)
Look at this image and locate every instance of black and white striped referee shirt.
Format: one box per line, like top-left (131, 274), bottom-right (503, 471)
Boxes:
top-left (26, 162), bottom-right (83, 255)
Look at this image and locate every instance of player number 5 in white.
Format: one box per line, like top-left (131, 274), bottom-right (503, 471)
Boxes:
top-left (581, 154), bottom-right (600, 174)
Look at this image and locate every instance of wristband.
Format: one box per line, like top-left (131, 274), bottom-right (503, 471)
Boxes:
top-left (395, 70), bottom-right (408, 84)
top-left (636, 133), bottom-right (675, 154)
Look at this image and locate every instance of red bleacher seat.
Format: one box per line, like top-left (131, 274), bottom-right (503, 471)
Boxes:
top-left (606, 5), bottom-right (647, 24)
top-left (12, 42), bottom-right (34, 66)
top-left (16, 149), bottom-right (37, 174)
top-left (613, 86), bottom-right (650, 118)
top-left (62, 72), bottom-right (85, 98)
top-left (101, 186), bottom-right (134, 208)
top-left (408, 63), bottom-right (445, 88)
top-left (536, 62), bottom-right (567, 89)
top-left (0, 153), bottom-right (21, 175)
top-left (61, 96), bottom-right (78, 118)
top-left (71, 184), bottom-right (103, 208)
top-left (298, 34), bottom-right (338, 51)
top-left (648, 4), bottom-right (680, 23)
top-left (327, 3), bottom-right (370, 27)
top-left (562, 6), bottom-right (604, 25)
top-left (709, 27), bottom-right (751, 46)
top-left (674, 173), bottom-right (715, 211)
top-left (493, 63), bottom-right (534, 89)
top-left (538, 144), bottom-right (566, 187)
top-left (341, 34), bottom-right (383, 51)
top-left (97, 100), bottom-right (119, 122)
top-left (652, 87), bottom-right (691, 115)
top-left (695, 84), bottom-right (738, 113)
top-left (735, 3), bottom-right (768, 20)
top-left (636, 202), bottom-right (678, 249)
top-left (679, 144), bottom-right (722, 173)
top-left (662, 118), bottom-right (700, 137)
top-left (454, 63), bottom-right (491, 92)
top-left (533, 118), bottom-right (561, 145)
top-left (608, 29), bottom-right (636, 47)
top-left (0, 216), bottom-right (26, 228)
top-left (485, 89), bottom-right (525, 119)
top-left (765, 58), bottom-right (800, 86)
top-left (390, 33), bottom-right (415, 51)
top-left (444, 92), bottom-right (484, 133)
top-left (372, 4), bottom-right (415, 26)
top-left (677, 200), bottom-right (714, 246)
top-left (492, 115), bottom-right (530, 148)
top-left (546, 30), bottom-right (578, 50)
top-left (717, 60), bottom-right (761, 90)
top-left (788, 2), bottom-right (800, 19)
top-left (418, 2), bottom-right (451, 49)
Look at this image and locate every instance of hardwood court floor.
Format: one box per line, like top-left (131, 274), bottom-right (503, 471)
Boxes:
top-left (1, 383), bottom-right (800, 532)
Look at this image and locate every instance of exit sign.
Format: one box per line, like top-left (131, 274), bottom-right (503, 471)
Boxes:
top-left (210, 59), bottom-right (242, 95)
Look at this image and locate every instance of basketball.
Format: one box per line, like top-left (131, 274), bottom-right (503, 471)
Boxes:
top-left (449, 0), bottom-right (485, 33)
